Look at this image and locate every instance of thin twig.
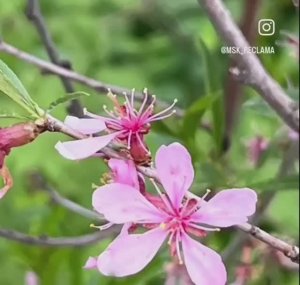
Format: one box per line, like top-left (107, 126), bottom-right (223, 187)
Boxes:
top-left (29, 172), bottom-right (104, 221)
top-left (0, 40), bottom-right (183, 117)
top-left (25, 0), bottom-right (83, 117)
top-left (197, 0), bottom-right (299, 132)
top-left (238, 223), bottom-right (299, 263)
top-left (0, 226), bottom-right (120, 247)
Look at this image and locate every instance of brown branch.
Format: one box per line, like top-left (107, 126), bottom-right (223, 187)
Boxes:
top-left (197, 0), bottom-right (299, 132)
top-left (25, 0), bottom-right (83, 117)
top-left (0, 226), bottom-right (120, 247)
top-left (224, 0), bottom-right (262, 150)
top-left (238, 223), bottom-right (299, 263)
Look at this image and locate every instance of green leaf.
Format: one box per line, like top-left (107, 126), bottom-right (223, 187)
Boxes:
top-left (180, 92), bottom-right (220, 139)
top-left (0, 59), bottom-right (40, 116)
top-left (196, 38), bottom-right (224, 153)
top-left (47, 91), bottom-right (90, 112)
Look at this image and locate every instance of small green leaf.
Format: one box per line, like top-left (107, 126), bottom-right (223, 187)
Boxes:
top-left (0, 59), bottom-right (40, 116)
top-left (47, 91), bottom-right (90, 112)
top-left (180, 92), bottom-right (220, 139)
top-left (196, 38), bottom-right (224, 153)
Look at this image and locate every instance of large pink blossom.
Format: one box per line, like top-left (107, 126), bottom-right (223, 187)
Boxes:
top-left (55, 90), bottom-right (176, 162)
top-left (91, 143), bottom-right (257, 285)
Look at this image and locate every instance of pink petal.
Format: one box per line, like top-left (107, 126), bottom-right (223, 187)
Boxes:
top-left (25, 271), bottom-right (39, 285)
top-left (192, 188), bottom-right (257, 227)
top-left (55, 133), bottom-right (117, 160)
top-left (155, 143), bottom-right (194, 209)
top-left (182, 233), bottom-right (227, 285)
top-left (108, 159), bottom-right (139, 188)
top-left (97, 228), bottom-right (167, 277)
top-left (0, 164), bottom-right (13, 199)
top-left (83, 256), bottom-right (98, 270)
top-left (92, 183), bottom-right (167, 224)
top-left (64, 116), bottom-right (106, 134)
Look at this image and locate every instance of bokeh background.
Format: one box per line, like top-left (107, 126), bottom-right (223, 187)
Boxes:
top-left (0, 0), bottom-right (299, 284)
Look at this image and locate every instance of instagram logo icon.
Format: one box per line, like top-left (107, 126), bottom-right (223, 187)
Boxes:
top-left (258, 19), bottom-right (275, 36)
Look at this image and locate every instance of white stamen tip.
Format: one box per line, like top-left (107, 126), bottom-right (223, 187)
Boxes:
top-left (103, 105), bottom-right (107, 109)
top-left (83, 107), bottom-right (88, 115)
top-left (143, 87), bottom-right (148, 93)
top-left (174, 98), bottom-right (178, 103)
top-left (172, 110), bottom-right (176, 113)
top-left (152, 95), bottom-right (156, 98)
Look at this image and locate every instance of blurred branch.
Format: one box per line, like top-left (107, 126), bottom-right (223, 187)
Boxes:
top-left (197, 0), bottom-right (299, 132)
top-left (25, 0), bottom-right (83, 117)
top-left (224, 0), bottom-right (262, 150)
top-left (0, 40), bottom-right (184, 116)
top-left (29, 172), bottom-right (104, 221)
top-left (0, 226), bottom-right (120, 247)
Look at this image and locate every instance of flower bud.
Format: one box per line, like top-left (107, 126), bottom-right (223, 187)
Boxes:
top-left (0, 122), bottom-right (46, 199)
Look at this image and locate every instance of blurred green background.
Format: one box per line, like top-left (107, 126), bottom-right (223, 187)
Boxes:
top-left (0, 0), bottom-right (299, 284)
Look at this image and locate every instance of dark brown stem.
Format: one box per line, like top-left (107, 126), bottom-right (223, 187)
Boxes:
top-left (224, 0), bottom-right (262, 150)
top-left (25, 0), bottom-right (83, 117)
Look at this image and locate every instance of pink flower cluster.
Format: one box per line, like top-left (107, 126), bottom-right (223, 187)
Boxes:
top-left (84, 143), bottom-right (257, 285)
top-left (54, 91), bottom-right (258, 284)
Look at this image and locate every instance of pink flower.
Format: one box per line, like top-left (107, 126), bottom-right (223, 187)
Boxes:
top-left (108, 158), bottom-right (139, 189)
top-left (246, 136), bottom-right (269, 167)
top-left (288, 129), bottom-right (299, 141)
top-left (55, 89), bottom-right (177, 163)
top-left (25, 271), bottom-right (39, 285)
top-left (91, 143), bottom-right (257, 285)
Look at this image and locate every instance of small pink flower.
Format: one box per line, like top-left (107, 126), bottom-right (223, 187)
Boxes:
top-left (25, 271), bottom-right (39, 285)
top-left (246, 136), bottom-right (269, 167)
top-left (55, 89), bottom-right (176, 163)
top-left (91, 143), bottom-right (257, 285)
top-left (288, 129), bottom-right (299, 141)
